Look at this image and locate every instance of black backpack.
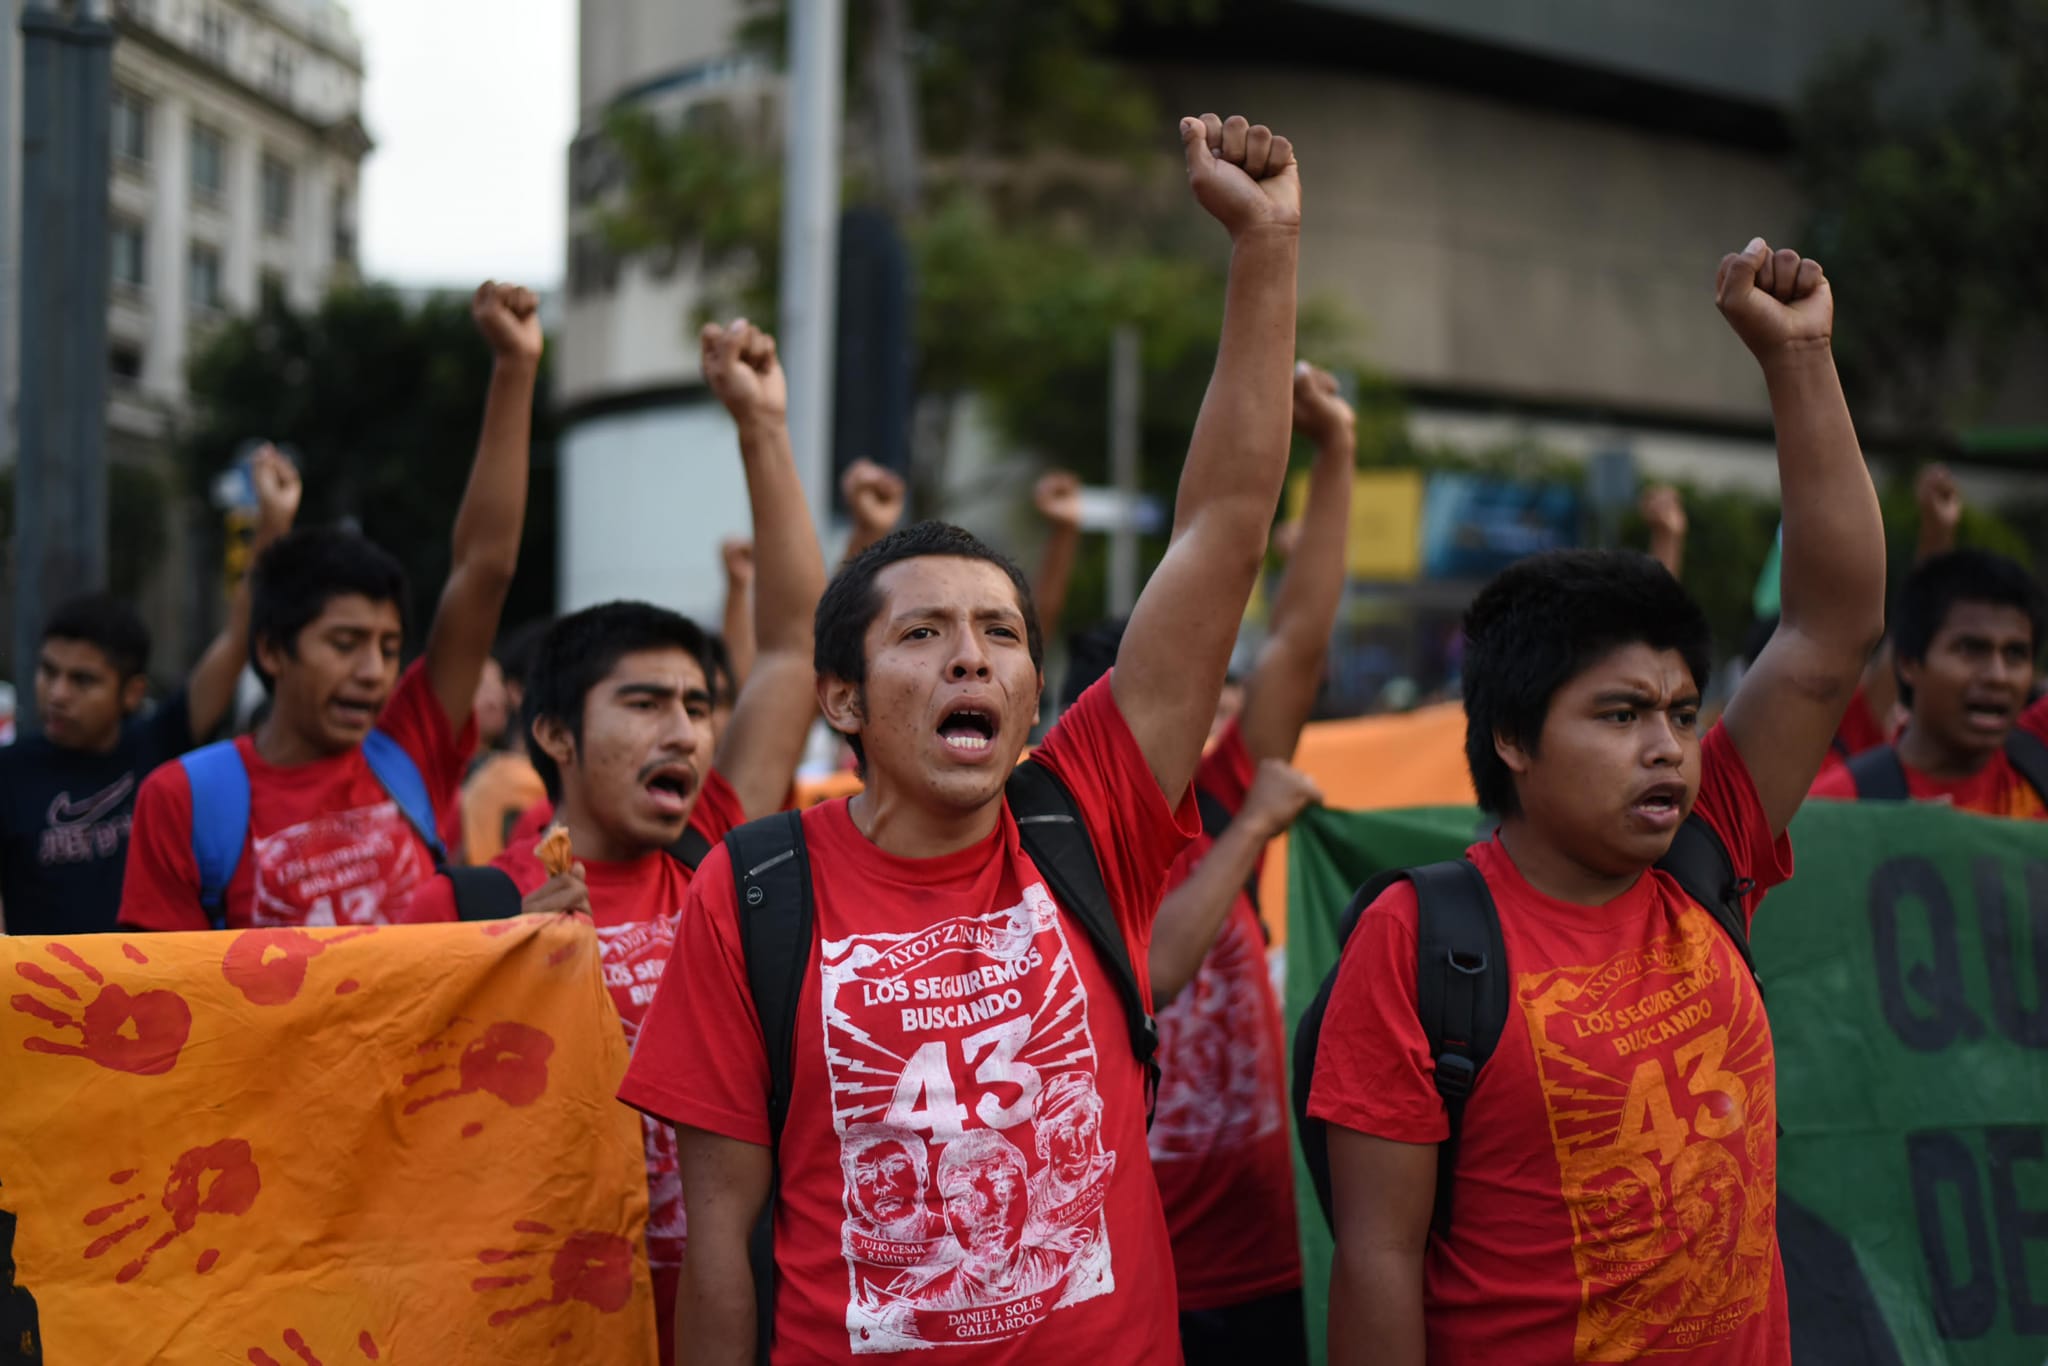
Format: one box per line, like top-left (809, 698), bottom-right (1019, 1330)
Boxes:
top-left (448, 826), bottom-right (714, 922)
top-left (1290, 814), bottom-right (1760, 1235)
top-left (722, 758), bottom-right (1157, 1363)
top-left (1844, 730), bottom-right (2048, 803)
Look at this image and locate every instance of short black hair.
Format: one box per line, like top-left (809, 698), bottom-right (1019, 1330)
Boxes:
top-left (1461, 550), bottom-right (1713, 817)
top-left (700, 631), bottom-right (738, 708)
top-left (249, 527), bottom-right (410, 690)
top-left (1059, 618), bottom-right (1127, 712)
top-left (814, 522), bottom-right (1045, 770)
top-left (524, 601), bottom-right (715, 803)
top-left (1893, 550), bottom-right (2046, 707)
top-left (41, 593), bottom-right (151, 680)
top-left (493, 618), bottom-right (552, 690)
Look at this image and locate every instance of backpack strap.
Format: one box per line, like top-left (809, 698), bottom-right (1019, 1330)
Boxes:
top-left (1844, 745), bottom-right (1910, 801)
top-left (727, 811), bottom-right (814, 1366)
top-left (1410, 858), bottom-right (1505, 1236)
top-left (178, 741), bottom-right (252, 930)
top-left (1006, 760), bottom-right (1160, 1125)
top-left (444, 866), bottom-right (526, 922)
top-left (1292, 866), bottom-right (1419, 1227)
top-left (1655, 813), bottom-right (1760, 990)
top-left (1195, 785), bottom-right (1263, 917)
top-left (362, 729), bottom-right (449, 868)
top-left (2004, 729), bottom-right (2048, 804)
top-left (666, 823), bottom-right (713, 872)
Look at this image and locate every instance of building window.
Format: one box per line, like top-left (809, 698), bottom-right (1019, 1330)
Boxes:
top-left (112, 86), bottom-right (150, 166)
top-left (110, 219), bottom-right (148, 290)
top-left (110, 343), bottom-right (145, 388)
top-left (261, 154), bottom-right (294, 233)
top-left (188, 242), bottom-right (223, 315)
top-left (332, 184), bottom-right (356, 265)
top-left (197, 8), bottom-right (231, 63)
top-left (260, 270), bottom-right (288, 313)
top-left (190, 122), bottom-right (226, 205)
top-left (269, 46), bottom-right (296, 98)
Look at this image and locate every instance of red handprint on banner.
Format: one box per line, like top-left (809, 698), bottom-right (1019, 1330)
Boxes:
top-left (400, 1018), bottom-right (555, 1137)
top-left (470, 1220), bottom-right (634, 1342)
top-left (82, 1138), bottom-right (261, 1283)
top-left (10, 941), bottom-right (191, 1075)
top-left (245, 1327), bottom-right (382, 1363)
top-left (221, 927), bottom-right (378, 1006)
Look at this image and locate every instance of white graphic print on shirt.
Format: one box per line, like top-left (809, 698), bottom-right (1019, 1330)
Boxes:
top-left (1146, 913), bottom-right (1281, 1163)
top-left (249, 800), bottom-right (427, 926)
top-left (597, 914), bottom-right (687, 1274)
top-left (822, 881), bottom-right (1117, 1354)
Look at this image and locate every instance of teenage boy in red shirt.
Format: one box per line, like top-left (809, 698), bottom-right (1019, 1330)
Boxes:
top-left (119, 282), bottom-right (544, 931)
top-left (618, 112), bottom-right (1303, 1363)
top-left (437, 318), bottom-right (824, 1363)
top-left (1310, 239), bottom-right (1887, 1365)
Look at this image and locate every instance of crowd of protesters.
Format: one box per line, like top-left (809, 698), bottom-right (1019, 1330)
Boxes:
top-left (4, 110), bottom-right (2045, 1366)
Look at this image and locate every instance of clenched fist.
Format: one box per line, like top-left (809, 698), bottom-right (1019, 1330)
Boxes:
top-left (1715, 238), bottom-right (1831, 361)
top-left (841, 459), bottom-right (907, 538)
top-left (1182, 113), bottom-right (1300, 239)
top-left (720, 537), bottom-right (755, 586)
top-left (702, 318), bottom-right (787, 427)
top-left (1292, 362), bottom-right (1354, 448)
top-left (1241, 759), bottom-right (1323, 840)
top-left (1034, 470), bottom-right (1083, 531)
top-left (522, 863), bottom-right (591, 919)
top-left (1639, 485), bottom-right (1687, 538)
top-left (472, 281), bottom-right (543, 364)
top-left (248, 444), bottom-right (302, 541)
top-left (1916, 463), bottom-right (1962, 537)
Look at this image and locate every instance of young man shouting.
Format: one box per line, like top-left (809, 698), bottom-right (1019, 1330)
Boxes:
top-left (0, 447), bottom-right (299, 934)
top-left (119, 282), bottom-right (543, 931)
top-left (619, 112), bottom-right (1302, 1363)
top-left (1311, 239), bottom-right (1886, 1365)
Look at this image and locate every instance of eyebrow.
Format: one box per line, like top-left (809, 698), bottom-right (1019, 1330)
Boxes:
top-left (613, 681), bottom-right (714, 706)
top-left (888, 604), bottom-right (1024, 625)
top-left (1591, 689), bottom-right (1701, 709)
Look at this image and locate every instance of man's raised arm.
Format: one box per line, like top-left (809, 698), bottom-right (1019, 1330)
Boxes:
top-left (1113, 114), bottom-right (1301, 804)
top-left (425, 282), bottom-right (543, 732)
top-left (1718, 240), bottom-right (1887, 834)
top-left (1238, 362), bottom-right (1355, 763)
top-left (703, 320), bottom-right (829, 820)
top-left (186, 445), bottom-right (301, 739)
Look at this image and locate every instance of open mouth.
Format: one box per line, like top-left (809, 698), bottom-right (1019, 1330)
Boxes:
top-left (1630, 782), bottom-right (1687, 826)
top-left (643, 765), bottom-right (696, 816)
top-left (1963, 700), bottom-right (2014, 732)
top-left (938, 708), bottom-right (997, 754)
top-left (330, 698), bottom-right (379, 727)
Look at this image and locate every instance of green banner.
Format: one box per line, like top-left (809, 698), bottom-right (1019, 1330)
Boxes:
top-left (1284, 801), bottom-right (2048, 1365)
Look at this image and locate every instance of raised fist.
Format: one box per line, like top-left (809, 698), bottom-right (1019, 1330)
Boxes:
top-left (1241, 759), bottom-right (1323, 840)
top-left (1034, 470), bottom-right (1083, 531)
top-left (1181, 113), bottom-right (1300, 239)
top-left (472, 281), bottom-right (544, 364)
top-left (1714, 238), bottom-right (1831, 360)
top-left (1639, 485), bottom-right (1687, 538)
top-left (701, 318), bottom-right (787, 426)
top-left (1292, 362), bottom-right (1354, 448)
top-left (841, 459), bottom-right (907, 537)
top-left (721, 537), bottom-right (755, 585)
top-left (248, 444), bottom-right (302, 540)
top-left (1916, 463), bottom-right (1962, 536)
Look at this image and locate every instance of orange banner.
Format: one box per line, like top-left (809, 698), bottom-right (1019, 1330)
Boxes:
top-left (2, 917), bottom-right (656, 1364)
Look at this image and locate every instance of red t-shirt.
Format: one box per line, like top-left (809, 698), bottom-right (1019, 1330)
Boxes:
top-left (1807, 693), bottom-right (2048, 818)
top-left (119, 661), bottom-right (475, 931)
top-left (1310, 723), bottom-right (1794, 1365)
top-left (619, 678), bottom-right (1197, 1364)
top-left (1148, 721), bottom-right (1300, 1311)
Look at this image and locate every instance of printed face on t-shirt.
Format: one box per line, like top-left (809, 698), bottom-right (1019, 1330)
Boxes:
top-left (830, 555), bottom-right (1042, 816)
top-left (258, 594), bottom-right (404, 756)
top-left (540, 648), bottom-right (712, 856)
top-left (1506, 642), bottom-right (1701, 874)
top-left (36, 638), bottom-right (141, 752)
top-left (1899, 600), bottom-right (2036, 765)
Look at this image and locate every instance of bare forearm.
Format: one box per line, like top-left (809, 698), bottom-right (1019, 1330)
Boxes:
top-left (722, 579), bottom-right (756, 690)
top-left (450, 358), bottom-right (538, 582)
top-left (1768, 350), bottom-right (1885, 650)
top-left (1033, 524), bottom-right (1080, 649)
top-left (1648, 527), bottom-right (1684, 579)
top-left (1329, 1244), bottom-right (1426, 1366)
top-left (739, 416), bottom-right (827, 659)
top-left (1916, 519), bottom-right (1957, 564)
top-left (1244, 435), bottom-right (1349, 759)
top-left (1150, 817), bottom-right (1270, 1004)
top-left (676, 1247), bottom-right (757, 1366)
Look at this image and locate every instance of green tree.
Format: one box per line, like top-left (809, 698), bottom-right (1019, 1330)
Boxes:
top-left (178, 289), bottom-right (559, 643)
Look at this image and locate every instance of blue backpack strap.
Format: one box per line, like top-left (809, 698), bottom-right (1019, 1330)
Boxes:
top-left (178, 741), bottom-right (251, 930)
top-left (362, 729), bottom-right (448, 869)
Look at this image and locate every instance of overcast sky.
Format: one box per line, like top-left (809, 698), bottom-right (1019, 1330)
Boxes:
top-left (350, 0), bottom-right (576, 290)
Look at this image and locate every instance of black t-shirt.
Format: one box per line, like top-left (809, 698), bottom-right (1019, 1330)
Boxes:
top-left (0, 693), bottom-right (194, 935)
